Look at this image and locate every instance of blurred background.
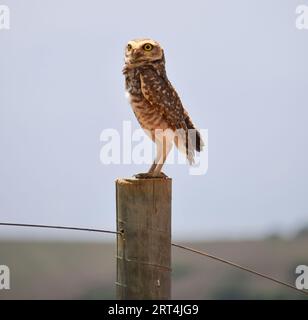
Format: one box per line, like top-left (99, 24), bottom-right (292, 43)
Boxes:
top-left (0, 0), bottom-right (307, 299)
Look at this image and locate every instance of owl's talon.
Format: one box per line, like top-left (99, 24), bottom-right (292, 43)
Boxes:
top-left (154, 172), bottom-right (168, 178)
top-left (133, 172), bottom-right (169, 179)
top-left (133, 173), bottom-right (154, 179)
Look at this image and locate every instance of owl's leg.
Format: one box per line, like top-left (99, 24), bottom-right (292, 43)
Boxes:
top-left (151, 137), bottom-right (173, 178)
top-left (134, 130), bottom-right (172, 179)
top-left (148, 162), bottom-right (157, 174)
top-left (133, 147), bottom-right (163, 179)
top-left (134, 138), bottom-right (172, 179)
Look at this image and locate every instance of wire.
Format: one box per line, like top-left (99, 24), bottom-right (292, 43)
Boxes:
top-left (0, 222), bottom-right (121, 235)
top-left (172, 242), bottom-right (308, 297)
top-left (0, 222), bottom-right (307, 297)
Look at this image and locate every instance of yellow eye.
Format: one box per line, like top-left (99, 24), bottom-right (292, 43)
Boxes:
top-left (143, 43), bottom-right (153, 51)
top-left (127, 44), bottom-right (132, 51)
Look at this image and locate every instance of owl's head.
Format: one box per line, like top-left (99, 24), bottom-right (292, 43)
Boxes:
top-left (125, 38), bottom-right (164, 66)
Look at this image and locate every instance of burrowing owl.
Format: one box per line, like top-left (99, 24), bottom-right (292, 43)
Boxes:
top-left (123, 38), bottom-right (204, 178)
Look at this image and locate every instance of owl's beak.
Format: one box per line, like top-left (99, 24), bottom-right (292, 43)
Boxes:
top-left (131, 49), bottom-right (143, 61)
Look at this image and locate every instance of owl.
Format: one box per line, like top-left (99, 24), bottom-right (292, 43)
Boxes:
top-left (123, 38), bottom-right (204, 178)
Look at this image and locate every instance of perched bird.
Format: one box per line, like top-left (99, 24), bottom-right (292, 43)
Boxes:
top-left (123, 38), bottom-right (204, 178)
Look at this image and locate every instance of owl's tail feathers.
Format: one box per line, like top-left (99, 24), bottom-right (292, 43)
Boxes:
top-left (185, 116), bottom-right (205, 152)
top-left (174, 118), bottom-right (205, 165)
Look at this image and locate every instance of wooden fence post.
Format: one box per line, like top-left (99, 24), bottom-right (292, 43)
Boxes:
top-left (116, 177), bottom-right (172, 300)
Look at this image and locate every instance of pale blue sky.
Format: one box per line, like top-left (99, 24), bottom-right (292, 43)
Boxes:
top-left (0, 0), bottom-right (307, 240)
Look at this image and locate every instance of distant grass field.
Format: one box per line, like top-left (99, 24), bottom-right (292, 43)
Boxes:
top-left (0, 236), bottom-right (307, 299)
